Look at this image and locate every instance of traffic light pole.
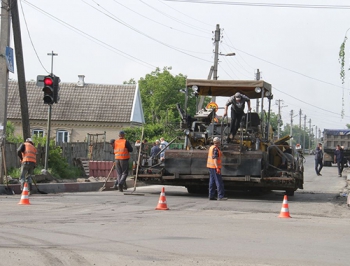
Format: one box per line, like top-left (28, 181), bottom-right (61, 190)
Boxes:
top-left (44, 104), bottom-right (52, 171)
top-left (43, 51), bottom-right (57, 172)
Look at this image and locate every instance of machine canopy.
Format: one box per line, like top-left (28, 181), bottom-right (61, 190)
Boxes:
top-left (186, 79), bottom-right (272, 99)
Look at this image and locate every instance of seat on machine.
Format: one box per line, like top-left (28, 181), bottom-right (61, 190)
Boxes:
top-left (241, 112), bottom-right (260, 128)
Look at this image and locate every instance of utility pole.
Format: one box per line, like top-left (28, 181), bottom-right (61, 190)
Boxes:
top-left (315, 126), bottom-right (318, 145)
top-left (308, 119), bottom-right (312, 149)
top-left (256, 69), bottom-right (260, 112)
top-left (211, 24), bottom-right (220, 102)
top-left (303, 115), bottom-right (306, 151)
top-left (275, 99), bottom-right (287, 139)
top-left (11, 0), bottom-right (31, 140)
top-left (298, 109), bottom-right (302, 145)
top-left (319, 128), bottom-right (321, 143)
top-left (43, 51), bottom-right (58, 172)
top-left (0, 0), bottom-right (11, 184)
top-left (290, 110), bottom-right (294, 146)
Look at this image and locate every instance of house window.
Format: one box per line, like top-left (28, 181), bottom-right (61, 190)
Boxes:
top-left (57, 130), bottom-right (69, 144)
top-left (33, 129), bottom-right (44, 137)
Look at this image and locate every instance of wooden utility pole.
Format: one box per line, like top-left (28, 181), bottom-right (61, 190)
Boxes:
top-left (0, 0), bottom-right (11, 183)
top-left (275, 99), bottom-right (287, 139)
top-left (290, 110), bottom-right (294, 146)
top-left (11, 0), bottom-right (31, 140)
top-left (211, 24), bottom-right (220, 102)
top-left (256, 69), bottom-right (260, 112)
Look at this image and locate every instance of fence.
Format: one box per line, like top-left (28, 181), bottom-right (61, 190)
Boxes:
top-left (2, 141), bottom-right (186, 174)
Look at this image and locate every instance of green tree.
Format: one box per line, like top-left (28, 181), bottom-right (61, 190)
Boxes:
top-left (138, 66), bottom-right (199, 124)
top-left (347, 124), bottom-right (350, 129)
top-left (280, 124), bottom-right (312, 149)
top-left (123, 78), bottom-right (136, 84)
top-left (6, 121), bottom-right (23, 143)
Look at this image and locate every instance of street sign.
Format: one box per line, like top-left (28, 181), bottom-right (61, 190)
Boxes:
top-left (5, 46), bottom-right (14, 73)
top-left (36, 75), bottom-right (46, 87)
top-left (206, 102), bottom-right (218, 112)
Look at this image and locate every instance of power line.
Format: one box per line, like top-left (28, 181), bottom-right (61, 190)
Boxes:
top-left (19, 0), bottom-right (49, 73)
top-left (157, 0), bottom-right (213, 27)
top-left (139, 0), bottom-right (209, 33)
top-left (21, 0), bottom-right (157, 69)
top-left (163, 0), bottom-right (350, 10)
top-left (225, 44), bottom-right (348, 91)
top-left (84, 0), bottom-right (212, 62)
top-left (112, 0), bottom-right (210, 40)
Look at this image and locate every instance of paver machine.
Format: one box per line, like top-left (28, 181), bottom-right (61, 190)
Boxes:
top-left (135, 79), bottom-right (304, 196)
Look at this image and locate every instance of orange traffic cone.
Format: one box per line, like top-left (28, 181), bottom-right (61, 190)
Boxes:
top-left (18, 182), bottom-right (30, 205)
top-left (155, 187), bottom-right (169, 210)
top-left (278, 195), bottom-right (291, 218)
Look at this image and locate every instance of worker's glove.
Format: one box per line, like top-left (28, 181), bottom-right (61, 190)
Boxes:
top-left (216, 168), bottom-right (221, 174)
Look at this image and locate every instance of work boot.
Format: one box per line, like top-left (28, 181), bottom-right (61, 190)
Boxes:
top-left (110, 182), bottom-right (118, 189)
top-left (118, 184), bottom-right (123, 192)
top-left (123, 182), bottom-right (128, 190)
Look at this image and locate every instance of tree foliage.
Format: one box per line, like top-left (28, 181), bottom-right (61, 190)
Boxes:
top-left (138, 66), bottom-right (200, 124)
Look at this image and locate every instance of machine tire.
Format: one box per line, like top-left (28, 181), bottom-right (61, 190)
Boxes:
top-left (186, 186), bottom-right (207, 194)
top-left (286, 189), bottom-right (295, 196)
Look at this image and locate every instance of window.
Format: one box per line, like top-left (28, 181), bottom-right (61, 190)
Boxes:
top-left (56, 130), bottom-right (69, 145)
top-left (33, 129), bottom-right (44, 137)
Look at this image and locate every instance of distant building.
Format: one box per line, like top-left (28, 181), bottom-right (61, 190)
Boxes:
top-left (7, 75), bottom-right (144, 144)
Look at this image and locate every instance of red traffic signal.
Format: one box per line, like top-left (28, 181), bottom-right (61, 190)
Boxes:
top-left (44, 77), bottom-right (53, 86)
top-left (42, 76), bottom-right (54, 104)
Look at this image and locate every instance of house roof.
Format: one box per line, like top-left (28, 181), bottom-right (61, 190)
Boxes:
top-left (7, 80), bottom-right (145, 124)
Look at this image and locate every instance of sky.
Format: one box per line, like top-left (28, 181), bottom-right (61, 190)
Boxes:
top-left (6, 0), bottom-right (350, 137)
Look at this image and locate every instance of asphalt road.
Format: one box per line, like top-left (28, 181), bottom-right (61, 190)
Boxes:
top-left (0, 155), bottom-right (349, 266)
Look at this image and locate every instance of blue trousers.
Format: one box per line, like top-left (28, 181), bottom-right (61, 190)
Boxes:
top-left (208, 168), bottom-right (225, 199)
top-left (315, 159), bottom-right (323, 175)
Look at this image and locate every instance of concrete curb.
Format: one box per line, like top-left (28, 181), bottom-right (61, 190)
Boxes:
top-left (0, 178), bottom-right (140, 195)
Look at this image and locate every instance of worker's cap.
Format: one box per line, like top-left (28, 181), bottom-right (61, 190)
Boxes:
top-left (234, 92), bottom-right (241, 99)
top-left (26, 138), bottom-right (33, 143)
top-left (213, 137), bottom-right (221, 143)
top-left (119, 131), bottom-right (125, 135)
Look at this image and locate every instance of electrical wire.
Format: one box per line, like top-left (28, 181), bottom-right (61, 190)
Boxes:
top-left (19, 0), bottom-right (49, 74)
top-left (112, 0), bottom-right (210, 40)
top-left (225, 43), bottom-right (349, 91)
top-left (21, 0), bottom-right (157, 69)
top-left (157, 0), bottom-right (213, 27)
top-left (84, 0), bottom-right (212, 62)
top-left (162, 0), bottom-right (350, 10)
top-left (139, 0), bottom-right (209, 33)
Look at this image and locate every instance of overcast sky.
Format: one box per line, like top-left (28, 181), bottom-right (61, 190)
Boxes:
top-left (7, 0), bottom-right (350, 135)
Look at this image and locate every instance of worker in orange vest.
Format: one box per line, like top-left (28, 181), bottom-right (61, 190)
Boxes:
top-left (207, 137), bottom-right (227, 201)
top-left (17, 138), bottom-right (37, 194)
top-left (110, 131), bottom-right (133, 192)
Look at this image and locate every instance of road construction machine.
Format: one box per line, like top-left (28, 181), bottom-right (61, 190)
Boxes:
top-left (134, 79), bottom-right (304, 196)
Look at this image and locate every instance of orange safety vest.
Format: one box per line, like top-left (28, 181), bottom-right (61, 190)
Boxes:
top-left (22, 142), bottom-right (37, 164)
top-left (114, 139), bottom-right (130, 160)
top-left (207, 145), bottom-right (222, 169)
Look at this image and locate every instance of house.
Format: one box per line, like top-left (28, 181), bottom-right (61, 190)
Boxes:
top-left (7, 75), bottom-right (145, 143)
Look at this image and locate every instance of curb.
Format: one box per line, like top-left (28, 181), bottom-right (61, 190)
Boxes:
top-left (0, 178), bottom-right (140, 195)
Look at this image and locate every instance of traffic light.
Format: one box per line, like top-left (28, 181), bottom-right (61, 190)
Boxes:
top-left (43, 75), bottom-right (54, 104)
top-left (42, 75), bottom-right (60, 104)
top-left (53, 76), bottom-right (60, 103)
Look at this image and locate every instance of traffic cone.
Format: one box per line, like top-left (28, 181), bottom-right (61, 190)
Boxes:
top-left (278, 195), bottom-right (291, 218)
top-left (18, 182), bottom-right (30, 205)
top-left (155, 187), bottom-right (169, 210)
